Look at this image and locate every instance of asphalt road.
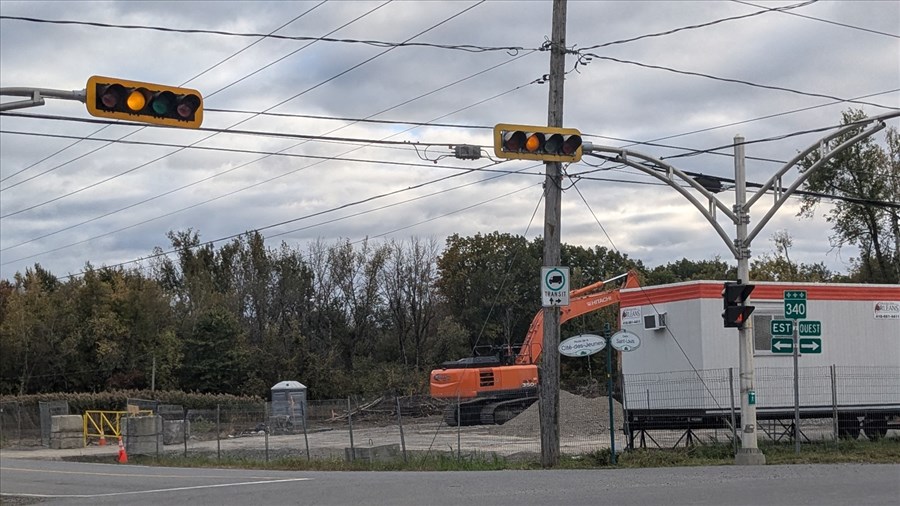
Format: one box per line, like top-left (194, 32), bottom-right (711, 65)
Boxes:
top-left (1, 458), bottom-right (898, 506)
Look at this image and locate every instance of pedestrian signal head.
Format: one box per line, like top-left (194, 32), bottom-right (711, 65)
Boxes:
top-left (86, 76), bottom-right (203, 129)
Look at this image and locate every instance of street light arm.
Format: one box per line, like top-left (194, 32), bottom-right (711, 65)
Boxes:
top-left (0, 87), bottom-right (86, 112)
top-left (583, 147), bottom-right (739, 258)
top-left (744, 113), bottom-right (899, 210)
top-left (745, 119), bottom-right (888, 245)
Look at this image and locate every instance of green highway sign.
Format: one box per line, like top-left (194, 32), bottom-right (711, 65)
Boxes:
top-left (799, 337), bottom-right (822, 354)
top-left (771, 337), bottom-right (793, 354)
top-left (771, 319), bottom-right (793, 336)
top-left (798, 320), bottom-right (821, 337)
top-left (784, 290), bottom-right (807, 320)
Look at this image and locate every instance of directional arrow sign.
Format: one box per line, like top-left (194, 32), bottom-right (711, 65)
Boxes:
top-left (771, 337), bottom-right (793, 354)
top-left (799, 337), bottom-right (822, 354)
top-left (541, 266), bottom-right (570, 307)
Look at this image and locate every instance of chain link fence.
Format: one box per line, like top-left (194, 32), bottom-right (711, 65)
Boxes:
top-left (2, 366), bottom-right (897, 463)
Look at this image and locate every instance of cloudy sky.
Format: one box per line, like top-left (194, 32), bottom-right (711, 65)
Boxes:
top-left (1, 0), bottom-right (898, 281)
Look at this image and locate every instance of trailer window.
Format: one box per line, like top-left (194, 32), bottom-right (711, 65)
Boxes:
top-left (752, 313), bottom-right (773, 352)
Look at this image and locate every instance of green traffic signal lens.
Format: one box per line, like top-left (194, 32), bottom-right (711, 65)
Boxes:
top-left (150, 91), bottom-right (176, 115)
top-left (544, 134), bottom-right (563, 154)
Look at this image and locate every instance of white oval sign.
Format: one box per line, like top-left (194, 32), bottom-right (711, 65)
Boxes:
top-left (610, 330), bottom-right (641, 352)
top-left (559, 334), bottom-right (606, 357)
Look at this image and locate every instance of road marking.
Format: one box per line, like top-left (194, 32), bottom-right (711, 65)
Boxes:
top-left (3, 477), bottom-right (311, 498)
top-left (0, 466), bottom-right (293, 480)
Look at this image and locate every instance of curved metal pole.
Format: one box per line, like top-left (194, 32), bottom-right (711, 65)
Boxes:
top-left (745, 120), bottom-right (887, 245)
top-left (583, 147), bottom-right (740, 258)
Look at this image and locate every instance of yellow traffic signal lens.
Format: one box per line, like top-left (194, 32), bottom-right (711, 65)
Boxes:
top-left (525, 133), bottom-right (543, 152)
top-left (126, 89), bottom-right (146, 112)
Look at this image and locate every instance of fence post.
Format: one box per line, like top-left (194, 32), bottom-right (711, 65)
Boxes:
top-left (620, 372), bottom-right (632, 451)
top-left (396, 396), bottom-right (407, 464)
top-left (264, 401), bottom-right (269, 463)
top-left (347, 397), bottom-right (355, 462)
top-left (301, 402), bottom-right (310, 462)
top-left (216, 404), bottom-right (221, 461)
top-left (183, 408), bottom-right (188, 458)
top-left (729, 367), bottom-right (737, 455)
top-left (456, 403), bottom-right (461, 462)
top-left (830, 364), bottom-right (838, 444)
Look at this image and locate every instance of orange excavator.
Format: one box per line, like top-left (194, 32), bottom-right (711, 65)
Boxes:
top-left (430, 270), bottom-right (640, 426)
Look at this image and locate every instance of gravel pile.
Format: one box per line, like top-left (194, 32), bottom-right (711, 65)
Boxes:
top-left (490, 390), bottom-right (625, 437)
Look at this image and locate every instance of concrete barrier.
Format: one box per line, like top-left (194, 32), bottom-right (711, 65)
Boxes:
top-left (50, 415), bottom-right (83, 449)
top-left (122, 415), bottom-right (163, 455)
top-left (345, 443), bottom-right (400, 463)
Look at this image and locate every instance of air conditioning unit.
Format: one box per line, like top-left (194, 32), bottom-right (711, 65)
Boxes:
top-left (643, 312), bottom-right (667, 331)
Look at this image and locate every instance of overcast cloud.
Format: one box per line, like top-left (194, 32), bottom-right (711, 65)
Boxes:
top-left (1, 0), bottom-right (898, 280)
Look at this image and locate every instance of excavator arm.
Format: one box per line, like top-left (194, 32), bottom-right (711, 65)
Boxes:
top-left (514, 269), bottom-right (639, 365)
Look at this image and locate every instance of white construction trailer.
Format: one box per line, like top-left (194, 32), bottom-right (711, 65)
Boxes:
top-left (617, 280), bottom-right (900, 442)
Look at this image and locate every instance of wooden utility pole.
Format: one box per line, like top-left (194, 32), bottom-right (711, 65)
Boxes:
top-left (539, 0), bottom-right (567, 468)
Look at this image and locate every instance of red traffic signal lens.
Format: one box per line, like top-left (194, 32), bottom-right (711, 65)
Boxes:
top-left (561, 135), bottom-right (582, 155)
top-left (176, 94), bottom-right (201, 119)
top-left (502, 131), bottom-right (526, 152)
top-left (99, 84), bottom-right (125, 109)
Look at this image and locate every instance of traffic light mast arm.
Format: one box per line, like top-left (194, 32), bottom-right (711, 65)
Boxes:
top-left (580, 144), bottom-right (740, 258)
top-left (0, 87), bottom-right (86, 112)
top-left (742, 111), bottom-right (898, 245)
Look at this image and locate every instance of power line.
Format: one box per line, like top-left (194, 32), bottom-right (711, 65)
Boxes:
top-left (0, 14), bottom-right (530, 54)
top-left (579, 53), bottom-right (900, 111)
top-left (0, 1), bottom-right (480, 215)
top-left (0, 3), bottom-right (328, 187)
top-left (733, 0), bottom-right (900, 38)
top-left (578, 0), bottom-right (818, 51)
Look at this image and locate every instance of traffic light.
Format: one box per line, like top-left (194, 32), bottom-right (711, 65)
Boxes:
top-left (722, 281), bottom-right (755, 329)
top-left (493, 123), bottom-right (583, 162)
top-left (85, 76), bottom-right (203, 129)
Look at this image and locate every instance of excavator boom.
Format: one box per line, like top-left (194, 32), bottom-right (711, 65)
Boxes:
top-left (430, 270), bottom-right (640, 426)
top-left (514, 269), bottom-right (639, 365)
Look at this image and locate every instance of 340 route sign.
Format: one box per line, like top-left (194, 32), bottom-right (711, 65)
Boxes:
top-left (784, 290), bottom-right (807, 320)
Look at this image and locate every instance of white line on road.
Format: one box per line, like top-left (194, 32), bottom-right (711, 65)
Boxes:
top-left (3, 477), bottom-right (311, 499)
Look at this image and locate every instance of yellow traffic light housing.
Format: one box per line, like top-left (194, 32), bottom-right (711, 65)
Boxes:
top-left (85, 76), bottom-right (203, 129)
top-left (493, 123), bottom-right (582, 162)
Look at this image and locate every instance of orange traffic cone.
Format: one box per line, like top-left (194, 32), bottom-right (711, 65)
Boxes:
top-left (117, 437), bottom-right (128, 464)
top-left (98, 435), bottom-right (107, 446)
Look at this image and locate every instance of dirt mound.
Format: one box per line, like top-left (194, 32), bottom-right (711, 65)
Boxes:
top-left (490, 390), bottom-right (624, 437)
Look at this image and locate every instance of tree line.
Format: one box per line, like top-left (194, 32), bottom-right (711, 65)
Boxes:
top-left (1, 111), bottom-right (895, 398)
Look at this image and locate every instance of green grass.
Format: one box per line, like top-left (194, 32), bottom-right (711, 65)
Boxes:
top-left (102, 438), bottom-right (900, 471)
